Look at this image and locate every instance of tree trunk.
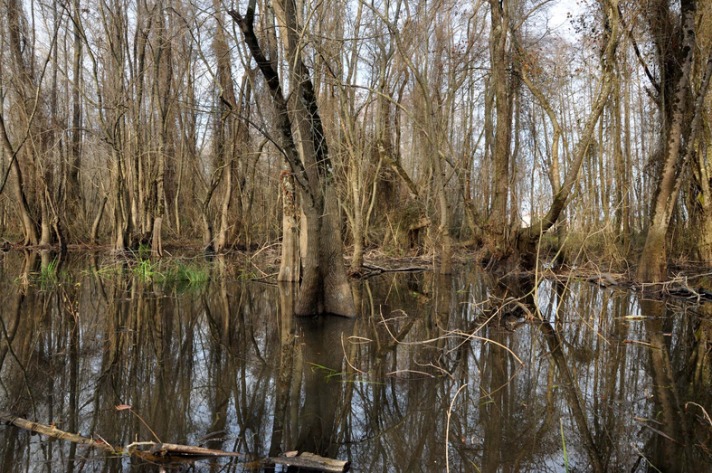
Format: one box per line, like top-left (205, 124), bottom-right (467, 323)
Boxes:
top-left (432, 152), bottom-right (453, 274)
top-left (214, 159), bottom-right (232, 253)
top-left (90, 196), bottom-right (107, 245)
top-left (694, 144), bottom-right (712, 263)
top-left (212, 0), bottom-right (240, 253)
top-left (67, 0), bottom-right (84, 231)
top-left (40, 194), bottom-right (52, 246)
top-left (0, 123), bottom-right (38, 245)
top-left (296, 188), bottom-right (353, 316)
top-left (112, 149), bottom-right (129, 252)
top-left (151, 5), bottom-right (172, 258)
top-left (278, 170), bottom-right (300, 282)
top-left (230, 2), bottom-right (355, 317)
top-left (350, 216), bottom-right (364, 275)
top-left (485, 0), bottom-right (513, 258)
top-left (638, 1), bottom-right (709, 282)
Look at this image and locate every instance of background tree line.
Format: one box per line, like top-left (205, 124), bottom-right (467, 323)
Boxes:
top-left (1, 0), bottom-right (711, 283)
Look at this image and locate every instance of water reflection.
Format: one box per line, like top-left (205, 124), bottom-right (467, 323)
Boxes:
top-left (0, 252), bottom-right (709, 472)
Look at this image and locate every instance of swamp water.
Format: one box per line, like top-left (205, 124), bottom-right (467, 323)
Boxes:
top-left (0, 252), bottom-right (710, 472)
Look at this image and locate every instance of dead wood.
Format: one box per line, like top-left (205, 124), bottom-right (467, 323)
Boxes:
top-left (268, 451), bottom-right (350, 472)
top-left (0, 411), bottom-right (117, 453)
top-left (359, 262), bottom-right (429, 277)
top-left (1, 412), bottom-right (350, 472)
top-left (586, 272), bottom-right (622, 287)
top-left (663, 284), bottom-right (712, 302)
top-left (132, 441), bottom-right (245, 458)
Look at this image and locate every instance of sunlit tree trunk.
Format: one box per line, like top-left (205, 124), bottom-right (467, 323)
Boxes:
top-left (638, 0), bottom-right (711, 282)
top-left (689, 6), bottom-right (712, 265)
top-left (151, 4), bottom-right (173, 257)
top-left (278, 169), bottom-right (300, 281)
top-left (693, 144), bottom-right (712, 262)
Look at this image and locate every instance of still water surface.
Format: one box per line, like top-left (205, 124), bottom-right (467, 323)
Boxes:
top-left (0, 252), bottom-right (710, 472)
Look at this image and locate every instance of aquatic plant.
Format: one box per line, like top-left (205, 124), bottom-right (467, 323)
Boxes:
top-left (38, 258), bottom-right (60, 287)
top-left (309, 362), bottom-right (345, 381)
top-left (91, 262), bottom-right (125, 277)
top-left (137, 243), bottom-right (151, 260)
top-left (133, 258), bottom-right (163, 282)
top-left (170, 262), bottom-right (209, 286)
top-left (92, 255), bottom-right (210, 288)
top-left (561, 418), bottom-right (569, 472)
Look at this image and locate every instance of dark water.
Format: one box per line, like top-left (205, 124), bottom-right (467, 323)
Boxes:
top-left (0, 251), bottom-right (710, 472)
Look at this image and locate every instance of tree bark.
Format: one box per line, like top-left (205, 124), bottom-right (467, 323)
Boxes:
top-left (485, 0), bottom-right (513, 259)
top-left (230, 2), bottom-right (355, 317)
top-left (638, 0), bottom-right (710, 282)
top-left (0, 116), bottom-right (38, 245)
top-left (90, 196), bottom-right (107, 245)
top-left (278, 170), bottom-right (300, 282)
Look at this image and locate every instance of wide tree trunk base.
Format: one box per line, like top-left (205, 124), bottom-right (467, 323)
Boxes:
top-left (696, 215), bottom-right (712, 266)
top-left (638, 226), bottom-right (667, 283)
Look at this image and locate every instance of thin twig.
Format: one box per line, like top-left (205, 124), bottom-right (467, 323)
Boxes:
top-left (446, 384), bottom-right (468, 473)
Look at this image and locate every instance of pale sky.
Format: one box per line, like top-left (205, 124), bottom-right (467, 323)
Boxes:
top-left (547, 0), bottom-right (582, 34)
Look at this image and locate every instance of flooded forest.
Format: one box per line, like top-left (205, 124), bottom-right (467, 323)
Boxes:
top-left (0, 0), bottom-right (712, 471)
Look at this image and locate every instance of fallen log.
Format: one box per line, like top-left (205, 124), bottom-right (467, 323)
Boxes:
top-left (122, 441), bottom-right (253, 466)
top-left (586, 272), bottom-right (621, 287)
top-left (125, 441), bottom-right (246, 460)
top-left (0, 411), bottom-right (117, 453)
top-left (362, 262), bottom-right (429, 274)
top-left (268, 451), bottom-right (350, 472)
top-left (1, 412), bottom-right (350, 472)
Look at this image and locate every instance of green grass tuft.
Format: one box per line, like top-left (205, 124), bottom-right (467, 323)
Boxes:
top-left (32, 257), bottom-right (61, 289)
top-left (171, 263), bottom-right (209, 286)
top-left (133, 258), bottom-right (164, 282)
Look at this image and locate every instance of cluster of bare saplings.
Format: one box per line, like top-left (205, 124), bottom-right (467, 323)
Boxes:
top-left (1, 0), bottom-right (712, 314)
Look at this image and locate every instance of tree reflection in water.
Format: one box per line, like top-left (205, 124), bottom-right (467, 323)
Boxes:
top-left (0, 252), bottom-right (710, 472)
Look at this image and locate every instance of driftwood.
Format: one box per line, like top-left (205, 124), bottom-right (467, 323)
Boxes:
top-left (586, 272), bottom-right (621, 287)
top-left (0, 411), bottom-right (349, 472)
top-left (363, 262), bottom-right (429, 273)
top-left (0, 412), bottom-right (116, 453)
top-left (355, 262), bottom-right (429, 279)
top-left (124, 441), bottom-right (247, 463)
top-left (268, 451), bottom-right (350, 472)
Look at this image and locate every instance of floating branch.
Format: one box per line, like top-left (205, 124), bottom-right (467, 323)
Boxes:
top-left (268, 451), bottom-right (350, 472)
top-left (0, 411), bottom-right (117, 453)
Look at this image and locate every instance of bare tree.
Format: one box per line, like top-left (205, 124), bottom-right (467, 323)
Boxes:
top-left (229, 0), bottom-right (355, 317)
top-left (637, 0), bottom-right (712, 282)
